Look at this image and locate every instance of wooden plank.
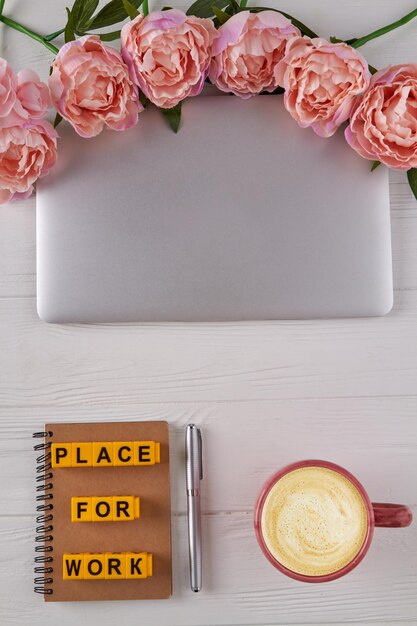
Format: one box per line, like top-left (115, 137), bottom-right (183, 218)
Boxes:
top-left (0, 511), bottom-right (415, 625)
top-left (1, 294), bottom-right (417, 407)
top-left (0, 203), bottom-right (36, 298)
top-left (1, 397), bottom-right (416, 514)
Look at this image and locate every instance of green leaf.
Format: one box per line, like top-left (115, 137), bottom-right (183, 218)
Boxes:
top-left (161, 103), bottom-right (182, 133)
top-left (241, 7), bottom-right (318, 38)
top-left (53, 112), bottom-right (63, 128)
top-left (224, 0), bottom-right (239, 15)
top-left (212, 6), bottom-right (230, 24)
top-left (96, 29), bottom-right (121, 41)
top-left (330, 36), bottom-right (343, 43)
top-left (371, 160), bottom-right (381, 172)
top-left (71, 0), bottom-right (92, 24)
top-left (45, 27), bottom-right (66, 41)
top-left (122, 0), bottom-right (139, 19)
top-left (162, 5), bottom-right (173, 9)
top-left (89, 0), bottom-right (143, 30)
top-left (260, 86), bottom-right (284, 95)
top-left (368, 64), bottom-right (378, 75)
top-left (64, 7), bottom-right (76, 43)
top-left (186, 0), bottom-right (229, 19)
top-left (407, 168), bottom-right (417, 200)
top-left (139, 92), bottom-right (148, 107)
top-left (71, 0), bottom-right (99, 33)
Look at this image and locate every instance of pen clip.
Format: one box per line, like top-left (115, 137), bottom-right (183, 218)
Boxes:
top-left (198, 428), bottom-right (203, 480)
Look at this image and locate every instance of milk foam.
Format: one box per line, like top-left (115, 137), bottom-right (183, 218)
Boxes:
top-left (261, 466), bottom-right (368, 577)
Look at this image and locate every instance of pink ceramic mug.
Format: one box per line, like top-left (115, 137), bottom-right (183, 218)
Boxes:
top-left (254, 460), bottom-right (413, 583)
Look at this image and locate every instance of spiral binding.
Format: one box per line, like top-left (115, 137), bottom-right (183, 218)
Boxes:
top-left (33, 431), bottom-right (54, 595)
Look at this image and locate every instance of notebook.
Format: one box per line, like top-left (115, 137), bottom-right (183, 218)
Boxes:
top-left (33, 421), bottom-right (172, 602)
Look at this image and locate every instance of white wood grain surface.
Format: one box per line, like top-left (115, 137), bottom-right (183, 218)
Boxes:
top-left (1, 1), bottom-right (417, 625)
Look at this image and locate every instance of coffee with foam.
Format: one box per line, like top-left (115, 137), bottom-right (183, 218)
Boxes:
top-left (261, 466), bottom-right (368, 577)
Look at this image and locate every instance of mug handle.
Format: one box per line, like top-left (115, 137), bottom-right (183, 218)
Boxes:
top-left (372, 503), bottom-right (413, 528)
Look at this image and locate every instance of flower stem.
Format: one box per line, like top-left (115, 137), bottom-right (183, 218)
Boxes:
top-left (0, 14), bottom-right (59, 55)
top-left (142, 0), bottom-right (149, 16)
top-left (352, 7), bottom-right (417, 48)
top-left (240, 0), bottom-right (248, 7)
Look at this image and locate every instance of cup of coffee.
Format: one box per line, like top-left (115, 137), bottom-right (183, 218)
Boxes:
top-left (254, 460), bottom-right (412, 583)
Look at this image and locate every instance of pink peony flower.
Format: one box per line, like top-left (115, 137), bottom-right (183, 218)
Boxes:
top-left (0, 58), bottom-right (29, 128)
top-left (209, 11), bottom-right (300, 98)
top-left (0, 58), bottom-right (18, 118)
top-left (0, 119), bottom-right (58, 204)
top-left (17, 68), bottom-right (51, 119)
top-left (275, 37), bottom-right (371, 138)
top-left (49, 35), bottom-right (142, 138)
top-left (121, 9), bottom-right (217, 109)
top-left (345, 64), bottom-right (417, 170)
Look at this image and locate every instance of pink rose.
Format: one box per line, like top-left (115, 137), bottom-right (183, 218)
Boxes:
top-left (121, 9), bottom-right (217, 109)
top-left (17, 69), bottom-right (51, 119)
top-left (209, 11), bottom-right (300, 98)
top-left (49, 35), bottom-right (142, 138)
top-left (275, 37), bottom-right (370, 137)
top-left (0, 119), bottom-right (58, 204)
top-left (345, 64), bottom-right (417, 170)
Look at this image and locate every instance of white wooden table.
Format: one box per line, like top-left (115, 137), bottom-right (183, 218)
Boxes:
top-left (1, 1), bottom-right (417, 624)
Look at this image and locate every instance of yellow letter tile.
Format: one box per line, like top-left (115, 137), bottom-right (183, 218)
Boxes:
top-left (134, 441), bottom-right (160, 466)
top-left (125, 552), bottom-right (152, 579)
top-left (71, 497), bottom-right (92, 522)
top-left (92, 496), bottom-right (114, 522)
top-left (51, 443), bottom-right (72, 468)
top-left (112, 496), bottom-right (140, 521)
top-left (71, 442), bottom-right (93, 467)
top-left (92, 441), bottom-right (114, 466)
top-left (63, 553), bottom-right (84, 580)
top-left (105, 553), bottom-right (126, 579)
top-left (113, 441), bottom-right (134, 466)
top-left (83, 553), bottom-right (105, 580)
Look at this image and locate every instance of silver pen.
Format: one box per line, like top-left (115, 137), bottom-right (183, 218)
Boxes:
top-left (186, 424), bottom-right (203, 592)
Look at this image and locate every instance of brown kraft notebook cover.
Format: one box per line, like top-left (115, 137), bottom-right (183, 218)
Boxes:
top-left (39, 421), bottom-right (171, 602)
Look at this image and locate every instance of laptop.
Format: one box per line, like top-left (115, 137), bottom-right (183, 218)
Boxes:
top-left (36, 95), bottom-right (392, 323)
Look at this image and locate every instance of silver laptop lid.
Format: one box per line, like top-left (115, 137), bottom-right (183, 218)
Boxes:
top-left (36, 95), bottom-right (392, 322)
